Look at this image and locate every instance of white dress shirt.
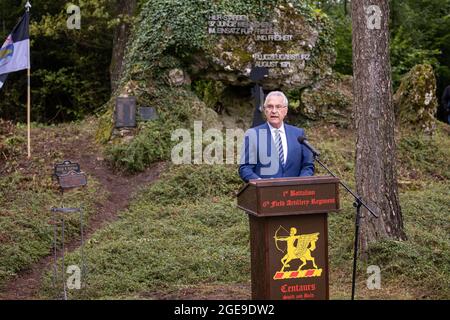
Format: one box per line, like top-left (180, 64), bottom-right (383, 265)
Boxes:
top-left (267, 122), bottom-right (288, 164)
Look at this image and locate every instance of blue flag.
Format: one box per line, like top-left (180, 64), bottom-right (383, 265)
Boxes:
top-left (0, 12), bottom-right (30, 90)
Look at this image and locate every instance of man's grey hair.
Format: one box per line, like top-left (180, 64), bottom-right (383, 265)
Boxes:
top-left (264, 91), bottom-right (289, 108)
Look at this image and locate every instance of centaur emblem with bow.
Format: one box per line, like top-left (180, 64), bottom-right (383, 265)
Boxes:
top-left (273, 225), bottom-right (320, 272)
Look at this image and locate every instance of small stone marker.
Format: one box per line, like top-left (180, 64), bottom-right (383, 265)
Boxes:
top-left (54, 160), bottom-right (80, 176)
top-left (138, 106), bottom-right (159, 121)
top-left (250, 66), bottom-right (269, 82)
top-left (57, 171), bottom-right (87, 189)
top-left (53, 160), bottom-right (87, 190)
top-left (115, 96), bottom-right (136, 128)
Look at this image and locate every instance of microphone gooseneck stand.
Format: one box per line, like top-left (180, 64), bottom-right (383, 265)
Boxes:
top-left (299, 137), bottom-right (379, 300)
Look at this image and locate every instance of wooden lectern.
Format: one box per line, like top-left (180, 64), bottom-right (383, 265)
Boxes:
top-left (237, 176), bottom-right (340, 300)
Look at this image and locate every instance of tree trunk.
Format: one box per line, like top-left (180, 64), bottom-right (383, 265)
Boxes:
top-left (351, 0), bottom-right (407, 256)
top-left (110, 0), bottom-right (137, 92)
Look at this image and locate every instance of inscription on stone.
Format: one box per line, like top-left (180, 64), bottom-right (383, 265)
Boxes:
top-left (115, 96), bottom-right (136, 128)
top-left (53, 160), bottom-right (87, 190)
top-left (54, 160), bottom-right (80, 177)
top-left (207, 14), bottom-right (310, 69)
top-left (138, 106), bottom-right (159, 121)
top-left (58, 171), bottom-right (88, 190)
top-left (208, 15), bottom-right (293, 40)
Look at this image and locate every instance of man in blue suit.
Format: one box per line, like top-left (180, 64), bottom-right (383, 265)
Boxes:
top-left (239, 91), bottom-right (315, 182)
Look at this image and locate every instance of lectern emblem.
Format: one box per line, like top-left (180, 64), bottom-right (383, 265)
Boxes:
top-left (273, 226), bottom-right (323, 280)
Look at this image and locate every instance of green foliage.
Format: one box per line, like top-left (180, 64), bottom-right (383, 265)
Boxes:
top-left (321, 0), bottom-right (450, 98)
top-left (39, 124), bottom-right (450, 299)
top-left (0, 120), bottom-right (25, 160)
top-left (124, 0), bottom-right (211, 80)
top-left (43, 198), bottom-right (249, 299)
top-left (0, 0), bottom-right (114, 122)
top-left (95, 107), bottom-right (114, 144)
top-left (192, 80), bottom-right (225, 110)
top-left (390, 0), bottom-right (450, 94)
top-left (368, 183), bottom-right (450, 299)
top-left (32, 67), bottom-right (109, 121)
top-left (0, 172), bottom-right (105, 287)
top-left (391, 28), bottom-right (441, 88)
top-left (330, 14), bottom-right (352, 75)
top-left (393, 64), bottom-right (439, 135)
top-left (398, 128), bottom-right (450, 180)
top-left (104, 86), bottom-right (220, 172)
top-left (104, 0), bottom-right (335, 172)
top-left (316, 141), bottom-right (355, 183)
top-left (40, 164), bottom-right (247, 299)
top-left (0, 120), bottom-right (23, 169)
top-left (0, 119), bottom-right (108, 288)
top-left (123, 0), bottom-right (326, 82)
top-left (106, 120), bottom-right (176, 172)
top-left (313, 2), bottom-right (352, 75)
top-left (139, 164), bottom-right (242, 205)
top-left (328, 181), bottom-right (450, 299)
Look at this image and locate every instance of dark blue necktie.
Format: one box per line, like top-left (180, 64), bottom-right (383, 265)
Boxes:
top-left (275, 129), bottom-right (285, 166)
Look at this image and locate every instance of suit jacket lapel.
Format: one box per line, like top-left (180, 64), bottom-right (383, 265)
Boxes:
top-left (284, 124), bottom-right (292, 168)
top-left (265, 123), bottom-right (273, 159)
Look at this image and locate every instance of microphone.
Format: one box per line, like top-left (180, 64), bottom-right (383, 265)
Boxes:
top-left (297, 136), bottom-right (320, 157)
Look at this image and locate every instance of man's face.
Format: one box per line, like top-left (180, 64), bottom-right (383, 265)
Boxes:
top-left (264, 95), bottom-right (287, 129)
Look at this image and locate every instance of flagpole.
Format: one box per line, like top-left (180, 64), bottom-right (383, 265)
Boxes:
top-left (27, 65), bottom-right (30, 158)
top-left (26, 1), bottom-right (31, 158)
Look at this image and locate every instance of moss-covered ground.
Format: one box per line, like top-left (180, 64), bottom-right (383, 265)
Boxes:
top-left (0, 120), bottom-right (107, 290)
top-left (35, 120), bottom-right (449, 300)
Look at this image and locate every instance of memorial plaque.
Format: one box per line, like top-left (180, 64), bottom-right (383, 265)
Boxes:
top-left (115, 96), bottom-right (136, 128)
top-left (54, 160), bottom-right (80, 177)
top-left (138, 106), bottom-right (158, 121)
top-left (57, 170), bottom-right (87, 189)
top-left (250, 67), bottom-right (269, 82)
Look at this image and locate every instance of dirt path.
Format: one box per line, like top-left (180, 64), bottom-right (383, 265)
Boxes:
top-left (0, 119), bottom-right (165, 299)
